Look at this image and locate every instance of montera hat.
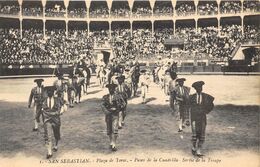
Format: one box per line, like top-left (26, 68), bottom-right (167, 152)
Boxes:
top-left (192, 81), bottom-right (205, 88)
top-left (176, 78), bottom-right (186, 82)
top-left (34, 79), bottom-right (44, 83)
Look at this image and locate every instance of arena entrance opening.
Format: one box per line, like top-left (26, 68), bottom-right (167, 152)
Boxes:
top-left (94, 48), bottom-right (113, 66)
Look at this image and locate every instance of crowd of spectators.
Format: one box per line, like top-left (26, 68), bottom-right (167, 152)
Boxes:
top-left (1, 28), bottom-right (21, 64)
top-left (45, 5), bottom-right (66, 17)
top-left (132, 7), bottom-right (152, 17)
top-left (0, 28), bottom-right (48, 65)
top-left (110, 8), bottom-right (130, 18)
top-left (154, 28), bottom-right (173, 54)
top-left (0, 21), bottom-right (259, 65)
top-left (173, 27), bottom-right (207, 60)
top-left (244, 25), bottom-right (259, 43)
top-left (89, 7), bottom-right (109, 18)
top-left (89, 24), bottom-right (257, 61)
top-left (243, 0), bottom-right (260, 13)
top-left (198, 2), bottom-right (218, 15)
top-left (89, 30), bottom-right (110, 48)
top-left (21, 29), bottom-right (47, 64)
top-left (132, 29), bottom-right (154, 59)
top-left (44, 29), bottom-right (93, 64)
top-left (154, 6), bottom-right (173, 16)
top-left (0, 5), bottom-right (19, 15)
top-left (23, 7), bottom-right (42, 17)
top-left (45, 29), bottom-right (72, 64)
top-left (0, 28), bottom-right (93, 65)
top-left (220, 24), bottom-right (243, 41)
top-left (111, 29), bottom-right (132, 62)
top-left (220, 1), bottom-right (241, 14)
top-left (111, 28), bottom-right (172, 61)
top-left (68, 8), bottom-right (87, 18)
top-left (154, 1), bottom-right (173, 16)
top-left (200, 26), bottom-right (239, 59)
top-left (176, 3), bottom-right (195, 16)
top-left (177, 25), bottom-right (243, 60)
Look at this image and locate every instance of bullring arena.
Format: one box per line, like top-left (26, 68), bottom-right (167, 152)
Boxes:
top-left (0, 0), bottom-right (259, 167)
top-left (0, 75), bottom-right (259, 167)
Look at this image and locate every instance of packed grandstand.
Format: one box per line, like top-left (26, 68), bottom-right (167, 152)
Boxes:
top-left (0, 0), bottom-right (259, 66)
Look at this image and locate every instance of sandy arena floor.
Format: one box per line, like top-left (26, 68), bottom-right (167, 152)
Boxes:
top-left (0, 75), bottom-right (259, 167)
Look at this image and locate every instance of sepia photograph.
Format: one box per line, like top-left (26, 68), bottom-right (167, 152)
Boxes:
top-left (0, 0), bottom-right (259, 167)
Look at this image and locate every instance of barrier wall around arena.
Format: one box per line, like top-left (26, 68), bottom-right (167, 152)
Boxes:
top-left (1, 63), bottom-right (259, 76)
top-left (0, 65), bottom-right (95, 76)
top-left (0, 64), bottom-right (223, 76)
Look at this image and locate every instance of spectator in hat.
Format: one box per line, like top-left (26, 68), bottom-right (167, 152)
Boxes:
top-left (42, 86), bottom-right (65, 159)
top-left (139, 69), bottom-right (151, 104)
top-left (101, 83), bottom-right (126, 151)
top-left (189, 81), bottom-right (214, 157)
top-left (28, 79), bottom-right (45, 131)
top-left (115, 75), bottom-right (130, 129)
top-left (172, 78), bottom-right (190, 132)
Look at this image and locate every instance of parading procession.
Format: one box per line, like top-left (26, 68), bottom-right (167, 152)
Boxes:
top-left (28, 57), bottom-right (214, 159)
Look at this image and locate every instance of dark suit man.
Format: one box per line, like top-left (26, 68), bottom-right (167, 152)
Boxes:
top-left (172, 78), bottom-right (190, 132)
top-left (189, 81), bottom-right (214, 156)
top-left (101, 83), bottom-right (126, 151)
top-left (28, 79), bottom-right (45, 131)
top-left (42, 86), bottom-right (65, 159)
